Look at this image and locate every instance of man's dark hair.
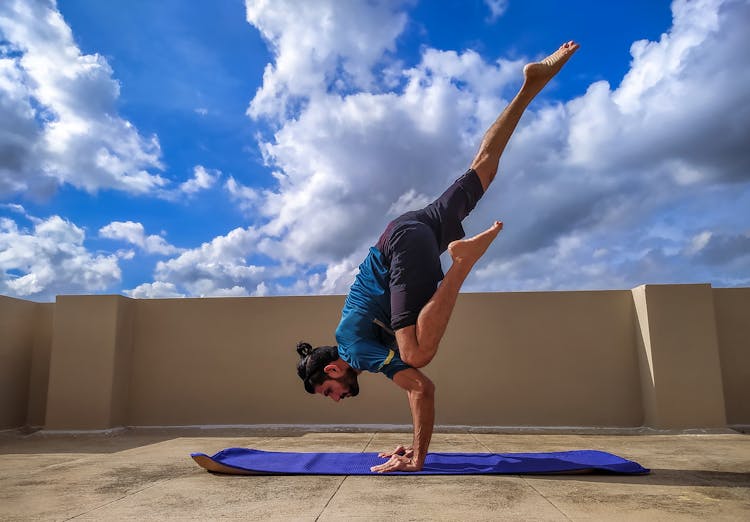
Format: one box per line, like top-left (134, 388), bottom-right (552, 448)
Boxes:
top-left (296, 342), bottom-right (339, 394)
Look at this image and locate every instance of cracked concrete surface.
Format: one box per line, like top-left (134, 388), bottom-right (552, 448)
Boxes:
top-left (1, 429), bottom-right (748, 521)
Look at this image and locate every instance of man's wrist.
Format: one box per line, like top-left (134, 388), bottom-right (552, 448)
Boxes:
top-left (411, 450), bottom-right (426, 466)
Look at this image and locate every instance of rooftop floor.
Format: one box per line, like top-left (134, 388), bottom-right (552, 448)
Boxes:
top-left (1, 428), bottom-right (748, 521)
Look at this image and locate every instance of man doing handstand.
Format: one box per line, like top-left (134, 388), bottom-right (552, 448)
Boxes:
top-left (296, 41), bottom-right (580, 473)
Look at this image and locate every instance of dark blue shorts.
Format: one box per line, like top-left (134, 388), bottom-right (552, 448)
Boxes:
top-left (376, 169), bottom-right (485, 330)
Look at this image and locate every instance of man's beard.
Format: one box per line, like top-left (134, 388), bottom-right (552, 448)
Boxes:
top-left (337, 368), bottom-right (360, 397)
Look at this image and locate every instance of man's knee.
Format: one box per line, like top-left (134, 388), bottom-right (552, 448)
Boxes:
top-left (418, 375), bottom-right (435, 397)
top-left (409, 371), bottom-right (435, 397)
top-left (401, 343), bottom-right (438, 368)
top-left (396, 326), bottom-right (437, 368)
top-left (470, 152), bottom-right (497, 191)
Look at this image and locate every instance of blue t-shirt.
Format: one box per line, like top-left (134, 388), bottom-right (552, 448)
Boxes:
top-left (335, 247), bottom-right (411, 379)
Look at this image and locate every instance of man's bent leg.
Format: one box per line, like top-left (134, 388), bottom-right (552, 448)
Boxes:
top-left (395, 221), bottom-right (503, 368)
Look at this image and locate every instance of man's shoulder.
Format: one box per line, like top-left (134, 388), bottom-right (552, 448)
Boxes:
top-left (335, 307), bottom-right (370, 342)
top-left (340, 252), bottom-right (391, 335)
top-left (337, 335), bottom-right (390, 373)
top-left (338, 332), bottom-right (410, 379)
top-left (344, 248), bottom-right (389, 309)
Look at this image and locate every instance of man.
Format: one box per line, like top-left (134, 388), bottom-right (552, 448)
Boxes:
top-left (296, 41), bottom-right (580, 473)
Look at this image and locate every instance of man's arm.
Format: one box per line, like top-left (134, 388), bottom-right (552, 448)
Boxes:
top-left (370, 368), bottom-right (435, 473)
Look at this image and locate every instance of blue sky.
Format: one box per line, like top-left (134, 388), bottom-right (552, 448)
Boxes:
top-left (1, 0), bottom-right (748, 301)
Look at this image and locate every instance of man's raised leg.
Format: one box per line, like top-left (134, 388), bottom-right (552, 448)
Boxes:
top-left (471, 41), bottom-right (579, 191)
top-left (394, 41), bottom-right (579, 368)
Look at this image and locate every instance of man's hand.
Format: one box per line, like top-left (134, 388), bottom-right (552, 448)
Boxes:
top-left (370, 454), bottom-right (423, 473)
top-left (377, 445), bottom-right (413, 459)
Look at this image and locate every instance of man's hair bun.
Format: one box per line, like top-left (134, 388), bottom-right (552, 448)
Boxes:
top-left (294, 344), bottom-right (340, 394)
top-left (296, 341), bottom-right (313, 359)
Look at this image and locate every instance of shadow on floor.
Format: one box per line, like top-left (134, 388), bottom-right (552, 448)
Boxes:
top-left (526, 468), bottom-right (750, 487)
top-left (0, 427), bottom-right (314, 455)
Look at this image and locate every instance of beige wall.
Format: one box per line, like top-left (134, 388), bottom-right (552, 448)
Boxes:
top-left (632, 284), bottom-right (727, 429)
top-left (126, 291), bottom-right (642, 428)
top-left (436, 290), bottom-right (643, 427)
top-left (1, 284), bottom-right (747, 430)
top-left (0, 296), bottom-right (36, 428)
top-left (45, 296), bottom-right (134, 430)
top-left (0, 296), bottom-right (53, 429)
top-left (25, 303), bottom-right (54, 427)
top-left (713, 288), bottom-right (750, 425)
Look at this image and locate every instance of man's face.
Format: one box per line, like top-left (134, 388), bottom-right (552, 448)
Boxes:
top-left (314, 368), bottom-right (360, 402)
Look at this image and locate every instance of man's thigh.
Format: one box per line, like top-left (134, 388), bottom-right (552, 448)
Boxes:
top-left (387, 221), bottom-right (443, 331)
top-left (414, 168), bottom-right (485, 252)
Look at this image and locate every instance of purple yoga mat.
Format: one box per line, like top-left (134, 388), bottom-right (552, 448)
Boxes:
top-left (191, 448), bottom-right (649, 475)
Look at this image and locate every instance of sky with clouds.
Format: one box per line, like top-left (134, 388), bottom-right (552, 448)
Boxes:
top-left (0, 0), bottom-right (748, 302)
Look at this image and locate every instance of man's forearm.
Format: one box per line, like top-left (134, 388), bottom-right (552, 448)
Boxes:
top-left (408, 388), bottom-right (435, 466)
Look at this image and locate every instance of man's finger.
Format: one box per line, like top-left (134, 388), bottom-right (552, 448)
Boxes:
top-left (377, 445), bottom-right (407, 458)
top-left (371, 456), bottom-right (397, 471)
top-left (376, 463), bottom-right (402, 473)
top-left (371, 455), bottom-right (409, 473)
top-left (371, 455), bottom-right (401, 472)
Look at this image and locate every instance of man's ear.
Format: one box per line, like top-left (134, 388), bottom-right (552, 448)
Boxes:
top-left (323, 363), bottom-right (342, 377)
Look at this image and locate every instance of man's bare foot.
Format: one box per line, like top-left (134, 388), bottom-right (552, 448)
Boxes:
top-left (523, 41), bottom-right (580, 89)
top-left (448, 221), bottom-right (503, 266)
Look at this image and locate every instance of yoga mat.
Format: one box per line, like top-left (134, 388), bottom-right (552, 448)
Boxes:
top-left (191, 448), bottom-right (649, 475)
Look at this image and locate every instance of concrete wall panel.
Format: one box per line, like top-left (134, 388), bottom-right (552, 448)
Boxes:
top-left (713, 288), bottom-right (750, 425)
top-left (25, 303), bottom-right (54, 427)
top-left (0, 296), bottom-right (36, 428)
top-left (633, 284), bottom-right (726, 429)
top-left (45, 296), bottom-right (128, 429)
top-left (435, 291), bottom-right (643, 427)
top-left (128, 296), bottom-right (409, 426)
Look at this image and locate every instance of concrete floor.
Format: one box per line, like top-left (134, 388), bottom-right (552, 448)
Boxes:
top-left (0, 428), bottom-right (748, 521)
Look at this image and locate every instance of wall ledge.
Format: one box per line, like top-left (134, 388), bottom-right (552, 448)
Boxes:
top-left (18, 424), bottom-right (740, 436)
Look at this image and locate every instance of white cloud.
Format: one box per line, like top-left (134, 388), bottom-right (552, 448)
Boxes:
top-left (99, 221), bottom-right (182, 256)
top-left (0, 214), bottom-right (120, 299)
top-left (245, 0), bottom-right (410, 120)
top-left (387, 189), bottom-right (432, 217)
top-left (316, 255), bottom-right (362, 294)
top-left (566, 0), bottom-right (750, 184)
top-left (126, 281), bottom-right (185, 299)
top-left (179, 165), bottom-right (220, 195)
top-left (685, 231), bottom-right (712, 256)
top-left (131, 219), bottom-right (357, 298)
top-left (692, 231), bottom-right (750, 267)
top-left (484, 0), bottom-right (508, 22)
top-left (1, 203), bottom-right (26, 214)
top-left (252, 281), bottom-right (269, 297)
top-left (152, 226), bottom-right (268, 297)
top-left (225, 176), bottom-right (261, 213)
top-left (0, 0), bottom-right (166, 198)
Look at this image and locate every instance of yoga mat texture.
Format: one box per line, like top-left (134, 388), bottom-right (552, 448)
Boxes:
top-left (191, 448), bottom-right (649, 475)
